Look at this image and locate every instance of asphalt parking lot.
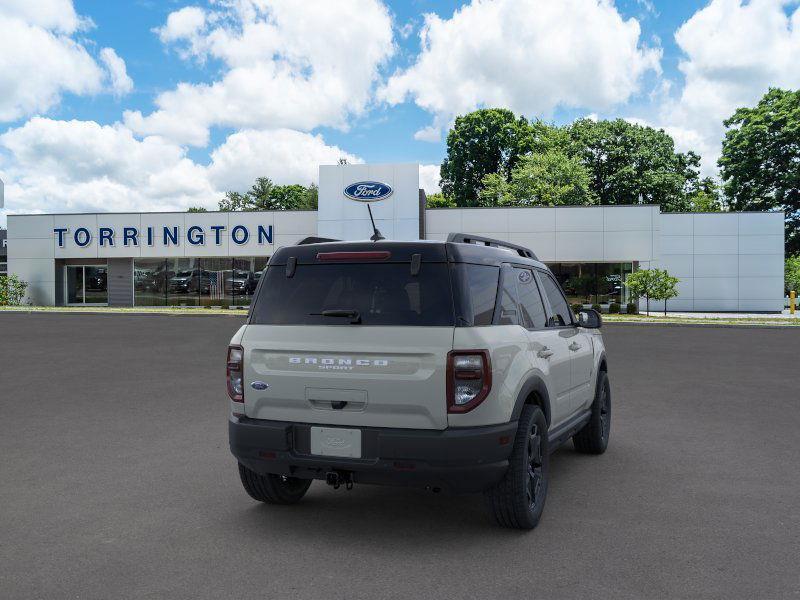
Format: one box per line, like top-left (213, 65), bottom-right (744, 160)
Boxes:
top-left (1, 313), bottom-right (799, 599)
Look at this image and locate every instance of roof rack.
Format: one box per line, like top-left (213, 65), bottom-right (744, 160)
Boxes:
top-left (297, 236), bottom-right (341, 245)
top-left (446, 233), bottom-right (538, 260)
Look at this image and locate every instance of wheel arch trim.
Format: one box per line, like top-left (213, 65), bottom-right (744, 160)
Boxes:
top-left (511, 375), bottom-right (552, 427)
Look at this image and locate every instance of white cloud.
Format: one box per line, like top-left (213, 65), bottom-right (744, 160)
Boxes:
top-left (657, 0), bottom-right (800, 174)
top-left (418, 164), bottom-right (441, 195)
top-left (206, 129), bottom-right (361, 193)
top-left (0, 2), bottom-right (132, 122)
top-left (0, 0), bottom-right (83, 33)
top-left (156, 6), bottom-right (207, 44)
top-left (380, 0), bottom-right (661, 141)
top-left (100, 48), bottom-right (134, 96)
top-left (0, 118), bottom-right (213, 214)
top-left (126, 0), bottom-right (394, 146)
top-left (0, 118), bottom-right (362, 218)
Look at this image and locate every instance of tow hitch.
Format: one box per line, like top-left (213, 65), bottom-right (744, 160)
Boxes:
top-left (325, 470), bottom-right (354, 490)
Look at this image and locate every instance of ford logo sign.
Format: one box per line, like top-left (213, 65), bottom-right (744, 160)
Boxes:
top-left (343, 181), bottom-right (393, 202)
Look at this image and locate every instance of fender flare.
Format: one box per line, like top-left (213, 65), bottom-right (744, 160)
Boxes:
top-left (597, 350), bottom-right (608, 374)
top-left (511, 375), bottom-right (552, 427)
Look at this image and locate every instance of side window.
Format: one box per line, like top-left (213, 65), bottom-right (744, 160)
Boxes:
top-left (466, 265), bottom-right (499, 325)
top-left (539, 271), bottom-right (573, 327)
top-left (496, 266), bottom-right (519, 325)
top-left (514, 268), bottom-right (547, 329)
top-left (452, 264), bottom-right (500, 326)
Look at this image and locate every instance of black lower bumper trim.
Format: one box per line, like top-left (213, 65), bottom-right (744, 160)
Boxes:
top-left (229, 416), bottom-right (517, 493)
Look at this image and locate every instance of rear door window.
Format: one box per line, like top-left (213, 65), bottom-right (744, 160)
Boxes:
top-left (539, 271), bottom-right (573, 327)
top-left (514, 267), bottom-right (547, 329)
top-left (250, 263), bottom-right (454, 326)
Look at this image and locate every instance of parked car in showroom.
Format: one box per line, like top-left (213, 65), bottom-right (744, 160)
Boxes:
top-left (169, 269), bottom-right (210, 294)
top-left (225, 269), bottom-right (258, 295)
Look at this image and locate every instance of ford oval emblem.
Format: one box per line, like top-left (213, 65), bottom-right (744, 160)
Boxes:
top-left (250, 381), bottom-right (269, 390)
top-left (343, 181), bottom-right (393, 202)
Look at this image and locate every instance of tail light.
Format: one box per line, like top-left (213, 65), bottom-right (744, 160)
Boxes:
top-left (227, 345), bottom-right (244, 402)
top-left (447, 350), bottom-right (491, 413)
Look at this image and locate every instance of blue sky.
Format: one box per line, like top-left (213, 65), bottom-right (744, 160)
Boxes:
top-left (56, 0), bottom-right (699, 165)
top-left (1, 0), bottom-right (799, 222)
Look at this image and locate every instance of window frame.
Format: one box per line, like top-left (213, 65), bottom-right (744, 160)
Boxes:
top-left (512, 266), bottom-right (549, 331)
top-left (450, 262), bottom-right (500, 327)
top-left (534, 268), bottom-right (577, 329)
top-left (491, 264), bottom-right (520, 326)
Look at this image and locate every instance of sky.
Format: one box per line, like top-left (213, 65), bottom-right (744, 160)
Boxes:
top-left (1, 0), bottom-right (800, 225)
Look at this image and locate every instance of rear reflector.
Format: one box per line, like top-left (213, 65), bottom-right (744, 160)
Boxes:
top-left (317, 251), bottom-right (391, 261)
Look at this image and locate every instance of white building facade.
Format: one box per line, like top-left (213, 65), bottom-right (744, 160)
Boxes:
top-left (6, 163), bottom-right (785, 312)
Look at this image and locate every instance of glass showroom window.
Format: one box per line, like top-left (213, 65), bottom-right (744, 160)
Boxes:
top-left (66, 265), bottom-right (108, 305)
top-left (166, 258), bottom-right (201, 307)
top-left (134, 259), bottom-right (168, 306)
top-left (133, 256), bottom-right (270, 307)
top-left (200, 257), bottom-right (233, 307)
top-left (551, 263), bottom-right (596, 306)
top-left (548, 263), bottom-right (636, 306)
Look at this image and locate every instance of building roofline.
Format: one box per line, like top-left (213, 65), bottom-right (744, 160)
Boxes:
top-left (6, 209), bottom-right (318, 217)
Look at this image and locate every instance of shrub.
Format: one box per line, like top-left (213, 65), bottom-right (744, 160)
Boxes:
top-left (626, 302), bottom-right (638, 315)
top-left (591, 303), bottom-right (602, 313)
top-left (608, 302), bottom-right (621, 314)
top-left (571, 303), bottom-right (583, 313)
top-left (0, 274), bottom-right (29, 306)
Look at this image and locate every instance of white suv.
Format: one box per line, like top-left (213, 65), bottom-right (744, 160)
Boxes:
top-left (227, 234), bottom-right (610, 529)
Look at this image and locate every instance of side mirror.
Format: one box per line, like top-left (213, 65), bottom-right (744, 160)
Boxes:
top-left (577, 308), bottom-right (602, 329)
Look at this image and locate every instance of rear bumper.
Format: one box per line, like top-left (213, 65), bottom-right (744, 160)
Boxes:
top-left (229, 415), bottom-right (517, 493)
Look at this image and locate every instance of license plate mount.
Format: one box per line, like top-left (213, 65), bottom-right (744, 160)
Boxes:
top-left (310, 426), bottom-right (362, 458)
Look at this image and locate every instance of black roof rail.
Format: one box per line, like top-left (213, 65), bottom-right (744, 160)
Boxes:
top-left (297, 236), bottom-right (341, 245)
top-left (446, 233), bottom-right (538, 260)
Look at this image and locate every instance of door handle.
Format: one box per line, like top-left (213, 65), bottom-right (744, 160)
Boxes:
top-left (569, 342), bottom-right (581, 352)
top-left (537, 347), bottom-right (554, 359)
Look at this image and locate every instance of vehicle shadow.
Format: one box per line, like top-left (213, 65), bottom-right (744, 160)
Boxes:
top-left (222, 447), bottom-right (589, 543)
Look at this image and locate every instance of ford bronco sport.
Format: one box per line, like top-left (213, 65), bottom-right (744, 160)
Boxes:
top-left (228, 234), bottom-right (610, 529)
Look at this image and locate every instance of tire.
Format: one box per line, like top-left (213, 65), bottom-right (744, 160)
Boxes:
top-left (484, 405), bottom-right (549, 530)
top-left (238, 463), bottom-right (312, 505)
top-left (573, 371), bottom-right (611, 455)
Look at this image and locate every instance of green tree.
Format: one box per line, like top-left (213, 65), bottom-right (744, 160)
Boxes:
top-left (686, 177), bottom-right (725, 212)
top-left (219, 178), bottom-right (320, 212)
top-left (786, 255), bottom-right (800, 295)
top-left (652, 270), bottom-right (680, 315)
top-left (425, 192), bottom-right (456, 208)
top-left (567, 118), bottom-right (700, 211)
top-left (304, 183), bottom-right (319, 210)
top-left (0, 274), bottom-right (28, 305)
top-left (477, 173), bottom-right (511, 206)
top-left (218, 190), bottom-right (251, 212)
top-left (245, 177), bottom-right (275, 210)
top-left (270, 184), bottom-right (310, 210)
top-left (440, 108), bottom-right (541, 206)
top-left (625, 268), bottom-right (659, 316)
top-left (187, 206), bottom-right (208, 213)
top-left (719, 88), bottom-right (800, 255)
top-left (505, 151), bottom-right (594, 207)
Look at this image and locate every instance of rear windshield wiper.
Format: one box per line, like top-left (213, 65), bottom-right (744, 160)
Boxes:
top-left (310, 309), bottom-right (362, 324)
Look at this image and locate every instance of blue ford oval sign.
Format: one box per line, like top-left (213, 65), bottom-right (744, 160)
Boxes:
top-left (343, 181), bottom-right (393, 202)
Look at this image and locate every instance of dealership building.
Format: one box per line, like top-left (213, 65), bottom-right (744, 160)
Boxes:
top-left (6, 162), bottom-right (785, 312)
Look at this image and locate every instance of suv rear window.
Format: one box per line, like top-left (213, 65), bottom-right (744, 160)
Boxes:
top-left (250, 263), bottom-right (454, 326)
